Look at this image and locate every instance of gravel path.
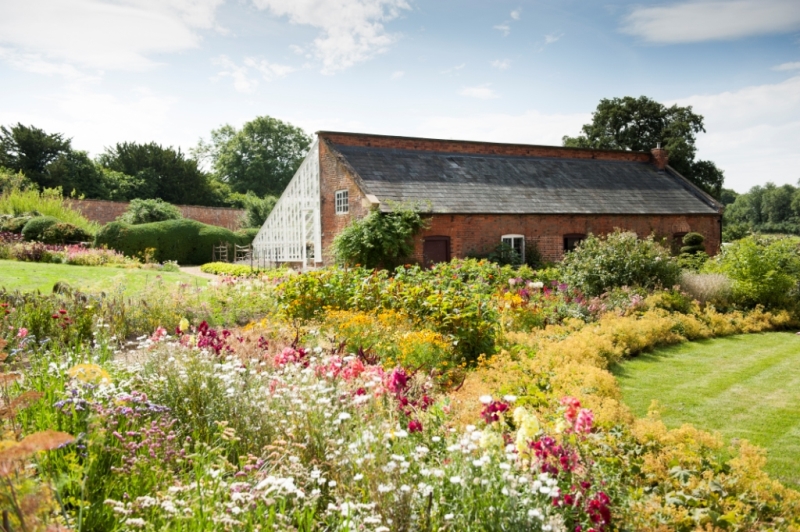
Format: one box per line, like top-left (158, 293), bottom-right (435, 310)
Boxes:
top-left (179, 266), bottom-right (218, 280)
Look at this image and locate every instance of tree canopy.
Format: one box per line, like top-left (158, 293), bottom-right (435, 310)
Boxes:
top-left (98, 142), bottom-right (220, 205)
top-left (722, 181), bottom-right (800, 240)
top-left (0, 123), bottom-right (72, 189)
top-left (194, 116), bottom-right (312, 197)
top-left (563, 96), bottom-right (725, 198)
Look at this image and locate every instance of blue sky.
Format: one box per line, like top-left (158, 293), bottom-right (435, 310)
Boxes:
top-left (1, 0), bottom-right (799, 192)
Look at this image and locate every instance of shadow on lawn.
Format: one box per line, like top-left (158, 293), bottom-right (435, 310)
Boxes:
top-left (609, 335), bottom-right (753, 380)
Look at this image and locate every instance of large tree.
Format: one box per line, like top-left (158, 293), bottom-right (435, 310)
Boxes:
top-left (0, 123), bottom-right (71, 189)
top-left (563, 96), bottom-right (725, 198)
top-left (193, 116), bottom-right (312, 197)
top-left (98, 142), bottom-right (218, 205)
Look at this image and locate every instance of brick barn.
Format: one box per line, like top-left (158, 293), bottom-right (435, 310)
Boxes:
top-left (252, 131), bottom-right (723, 268)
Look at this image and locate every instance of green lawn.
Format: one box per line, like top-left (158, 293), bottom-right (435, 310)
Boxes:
top-left (615, 332), bottom-right (800, 488)
top-left (0, 259), bottom-right (207, 296)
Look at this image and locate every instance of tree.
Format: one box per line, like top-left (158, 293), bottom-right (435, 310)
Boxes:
top-left (563, 96), bottom-right (725, 198)
top-left (0, 123), bottom-right (71, 189)
top-left (47, 150), bottom-right (108, 199)
top-left (194, 116), bottom-right (312, 197)
top-left (98, 142), bottom-right (217, 206)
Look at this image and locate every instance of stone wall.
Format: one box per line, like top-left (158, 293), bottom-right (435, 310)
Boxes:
top-left (66, 199), bottom-right (246, 230)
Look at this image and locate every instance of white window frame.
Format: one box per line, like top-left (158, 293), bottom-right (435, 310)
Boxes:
top-left (335, 189), bottom-right (349, 214)
top-left (501, 234), bottom-right (525, 260)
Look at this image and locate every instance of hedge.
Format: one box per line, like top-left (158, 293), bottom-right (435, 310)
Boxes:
top-left (95, 219), bottom-right (250, 265)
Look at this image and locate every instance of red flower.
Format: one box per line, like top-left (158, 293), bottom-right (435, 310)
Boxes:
top-left (408, 419), bottom-right (423, 433)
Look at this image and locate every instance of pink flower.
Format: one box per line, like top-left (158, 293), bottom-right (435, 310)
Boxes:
top-left (387, 367), bottom-right (409, 395)
top-left (574, 408), bottom-right (594, 434)
top-left (16, 327), bottom-right (28, 338)
top-left (408, 419), bottom-right (423, 433)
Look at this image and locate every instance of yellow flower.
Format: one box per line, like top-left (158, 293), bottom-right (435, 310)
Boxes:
top-left (179, 318), bottom-right (190, 333)
top-left (67, 364), bottom-right (111, 384)
top-left (513, 407), bottom-right (540, 455)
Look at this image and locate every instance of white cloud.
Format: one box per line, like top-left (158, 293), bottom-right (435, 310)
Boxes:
top-left (418, 110), bottom-right (590, 146)
top-left (510, 9), bottom-right (521, 21)
top-left (390, 70), bottom-right (405, 79)
top-left (250, 0), bottom-right (410, 74)
top-left (673, 75), bottom-right (800, 191)
top-left (544, 33), bottom-right (563, 45)
top-left (441, 63), bottom-right (465, 75)
top-left (491, 59), bottom-right (511, 70)
top-left (0, 0), bottom-right (225, 71)
top-left (459, 84), bottom-right (499, 100)
top-left (493, 24), bottom-right (511, 37)
top-left (773, 61), bottom-right (800, 71)
top-left (212, 55), bottom-right (296, 93)
top-left (621, 0), bottom-right (800, 43)
top-left (0, 85), bottom-right (178, 156)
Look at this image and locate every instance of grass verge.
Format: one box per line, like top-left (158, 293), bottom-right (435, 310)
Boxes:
top-left (0, 259), bottom-right (208, 296)
top-left (615, 332), bottom-right (800, 488)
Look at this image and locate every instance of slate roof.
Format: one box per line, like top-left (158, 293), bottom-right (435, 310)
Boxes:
top-left (328, 143), bottom-right (721, 215)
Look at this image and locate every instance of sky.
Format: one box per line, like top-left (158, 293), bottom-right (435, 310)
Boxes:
top-left (1, 0), bottom-right (799, 193)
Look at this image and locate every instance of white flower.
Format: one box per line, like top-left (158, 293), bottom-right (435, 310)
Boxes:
top-left (479, 395), bottom-right (493, 405)
top-left (444, 513), bottom-right (455, 520)
top-left (353, 474), bottom-right (363, 481)
top-left (378, 484), bottom-right (392, 493)
top-left (449, 476), bottom-right (462, 485)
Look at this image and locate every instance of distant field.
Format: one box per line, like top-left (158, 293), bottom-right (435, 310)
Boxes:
top-left (0, 259), bottom-right (208, 296)
top-left (616, 332), bottom-right (800, 488)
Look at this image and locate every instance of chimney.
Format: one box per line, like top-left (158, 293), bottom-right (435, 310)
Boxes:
top-left (651, 142), bottom-right (668, 171)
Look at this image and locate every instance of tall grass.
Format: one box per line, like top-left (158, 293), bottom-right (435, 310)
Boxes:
top-left (0, 187), bottom-right (99, 234)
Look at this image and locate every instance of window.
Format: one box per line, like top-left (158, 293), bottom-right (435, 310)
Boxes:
top-left (501, 234), bottom-right (525, 261)
top-left (563, 234), bottom-right (585, 253)
top-left (335, 190), bottom-right (349, 214)
top-left (672, 232), bottom-right (687, 254)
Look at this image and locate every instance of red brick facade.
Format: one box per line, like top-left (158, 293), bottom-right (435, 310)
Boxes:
top-left (412, 213), bottom-right (720, 263)
top-left (317, 133), bottom-right (722, 265)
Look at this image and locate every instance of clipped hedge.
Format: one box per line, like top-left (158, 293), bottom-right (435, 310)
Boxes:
top-left (41, 222), bottom-right (92, 244)
top-left (95, 219), bottom-right (248, 265)
top-left (0, 215), bottom-right (32, 234)
top-left (21, 216), bottom-right (60, 241)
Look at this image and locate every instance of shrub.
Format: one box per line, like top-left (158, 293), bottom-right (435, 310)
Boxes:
top-left (680, 231), bottom-right (706, 254)
top-left (0, 215), bottom-right (32, 233)
top-left (704, 235), bottom-right (800, 309)
top-left (332, 204), bottom-right (428, 269)
top-left (0, 187), bottom-right (98, 233)
top-left (95, 219), bottom-right (248, 265)
top-left (10, 241), bottom-right (54, 262)
top-left (41, 222), bottom-right (91, 244)
top-left (117, 198), bottom-right (183, 224)
top-left (560, 230), bottom-right (681, 296)
top-left (21, 216), bottom-right (60, 241)
top-left (235, 227), bottom-right (259, 244)
top-left (679, 272), bottom-right (733, 306)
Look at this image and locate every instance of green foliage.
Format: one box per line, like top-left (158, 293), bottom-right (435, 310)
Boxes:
top-left (332, 205), bottom-right (428, 269)
top-left (193, 116), bottom-right (312, 197)
top-left (0, 123), bottom-right (71, 188)
top-left (724, 182), bottom-right (800, 236)
top-left (200, 262), bottom-right (289, 278)
top-left (704, 235), bottom-right (800, 309)
top-left (0, 166), bottom-right (33, 193)
top-left (235, 227), bottom-right (259, 244)
top-left (680, 231), bottom-right (705, 255)
top-left (0, 187), bottom-right (98, 233)
top-left (21, 216), bottom-right (60, 241)
top-left (0, 215), bottom-right (32, 233)
top-left (232, 192), bottom-right (278, 228)
top-left (41, 222), bottom-right (92, 244)
top-left (98, 141), bottom-right (218, 206)
top-left (560, 230), bottom-right (681, 296)
top-left (95, 219), bottom-right (249, 265)
top-left (720, 187), bottom-right (739, 206)
top-left (117, 198), bottom-right (183, 225)
top-left (46, 149), bottom-right (106, 198)
top-left (562, 96), bottom-right (724, 197)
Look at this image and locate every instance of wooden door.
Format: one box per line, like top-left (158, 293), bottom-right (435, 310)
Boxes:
top-left (423, 236), bottom-right (450, 266)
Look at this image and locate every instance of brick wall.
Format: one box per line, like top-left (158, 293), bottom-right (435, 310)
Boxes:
top-left (319, 140), bottom-right (370, 263)
top-left (66, 199), bottom-right (246, 230)
top-left (410, 213), bottom-right (721, 263)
